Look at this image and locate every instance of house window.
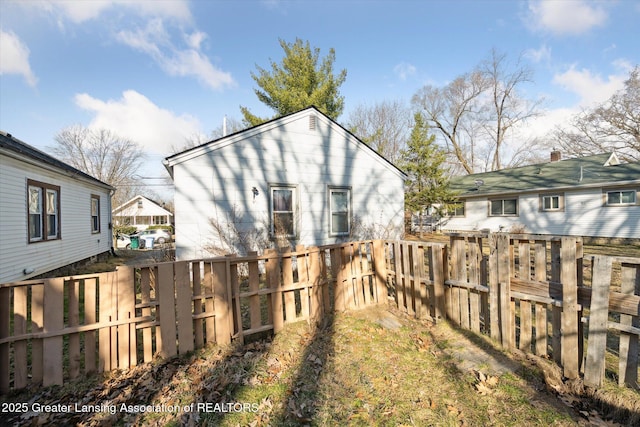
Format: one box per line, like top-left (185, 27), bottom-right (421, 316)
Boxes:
top-left (540, 194), bottom-right (564, 212)
top-left (606, 190), bottom-right (637, 206)
top-left (489, 198), bottom-right (518, 216)
top-left (449, 202), bottom-right (465, 217)
top-left (91, 195), bottom-right (100, 233)
top-left (329, 187), bottom-right (351, 235)
top-left (27, 180), bottom-right (60, 242)
top-left (271, 185), bottom-right (297, 237)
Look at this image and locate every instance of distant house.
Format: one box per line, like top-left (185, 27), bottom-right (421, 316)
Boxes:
top-left (164, 106), bottom-right (406, 260)
top-left (0, 131), bottom-right (115, 283)
top-left (112, 195), bottom-right (173, 231)
top-left (443, 151), bottom-right (640, 240)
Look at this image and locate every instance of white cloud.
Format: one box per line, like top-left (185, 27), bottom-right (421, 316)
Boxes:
top-left (524, 44), bottom-right (551, 64)
top-left (393, 62), bottom-right (417, 81)
top-left (29, 0), bottom-right (192, 24)
top-left (74, 90), bottom-right (201, 156)
top-left (116, 20), bottom-right (235, 91)
top-left (552, 65), bottom-right (626, 107)
top-left (526, 0), bottom-right (607, 35)
top-left (0, 29), bottom-right (38, 86)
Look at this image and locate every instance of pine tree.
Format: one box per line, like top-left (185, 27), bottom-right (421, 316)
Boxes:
top-left (401, 113), bottom-right (456, 235)
top-left (240, 38), bottom-right (347, 126)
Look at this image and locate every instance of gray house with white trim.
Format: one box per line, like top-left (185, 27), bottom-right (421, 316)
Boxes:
top-left (0, 131), bottom-right (114, 283)
top-left (164, 106), bottom-right (406, 260)
top-left (444, 151), bottom-right (640, 240)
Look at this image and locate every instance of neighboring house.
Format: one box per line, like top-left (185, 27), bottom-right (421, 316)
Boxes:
top-left (164, 106), bottom-right (406, 260)
top-left (443, 151), bottom-right (640, 239)
top-left (0, 131), bottom-right (115, 283)
top-left (112, 195), bottom-right (173, 231)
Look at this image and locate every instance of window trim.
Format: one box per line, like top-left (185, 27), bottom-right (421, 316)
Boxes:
top-left (539, 193), bottom-right (565, 212)
top-left (328, 186), bottom-right (352, 236)
top-left (27, 179), bottom-right (61, 243)
top-left (488, 197), bottom-right (519, 217)
top-left (449, 201), bottom-right (465, 217)
top-left (269, 184), bottom-right (298, 238)
top-left (604, 188), bottom-right (638, 206)
top-left (91, 194), bottom-right (101, 233)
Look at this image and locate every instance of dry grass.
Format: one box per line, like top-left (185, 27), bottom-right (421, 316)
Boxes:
top-left (6, 305), bottom-right (634, 426)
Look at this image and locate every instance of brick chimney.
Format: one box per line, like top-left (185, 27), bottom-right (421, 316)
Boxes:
top-left (550, 150), bottom-right (562, 162)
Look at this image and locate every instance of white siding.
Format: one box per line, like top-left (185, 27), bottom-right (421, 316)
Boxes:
top-left (172, 111), bottom-right (405, 260)
top-left (0, 153), bottom-right (113, 283)
top-left (444, 188), bottom-right (640, 239)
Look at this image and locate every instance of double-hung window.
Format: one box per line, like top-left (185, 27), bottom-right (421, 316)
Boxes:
top-left (489, 198), bottom-right (518, 216)
top-left (449, 202), bottom-right (465, 217)
top-left (28, 180), bottom-right (60, 242)
top-left (606, 190), bottom-right (637, 206)
top-left (329, 187), bottom-right (351, 235)
top-left (540, 194), bottom-right (564, 212)
top-left (91, 195), bottom-right (100, 233)
top-left (271, 185), bottom-right (297, 237)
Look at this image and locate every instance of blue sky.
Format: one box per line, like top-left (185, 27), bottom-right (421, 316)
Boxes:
top-left (1, 0), bottom-right (639, 183)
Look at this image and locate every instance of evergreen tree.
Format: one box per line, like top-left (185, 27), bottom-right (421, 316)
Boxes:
top-left (240, 38), bottom-right (347, 126)
top-left (401, 113), bottom-right (456, 234)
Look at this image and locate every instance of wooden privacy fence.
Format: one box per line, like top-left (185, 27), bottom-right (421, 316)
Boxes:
top-left (0, 241), bottom-right (386, 393)
top-left (386, 233), bottom-right (640, 389)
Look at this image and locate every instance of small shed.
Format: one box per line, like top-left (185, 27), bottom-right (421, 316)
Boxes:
top-left (164, 106), bottom-right (406, 260)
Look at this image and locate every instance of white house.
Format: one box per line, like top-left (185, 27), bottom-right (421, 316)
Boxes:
top-left (0, 131), bottom-right (115, 283)
top-left (112, 195), bottom-right (173, 231)
top-left (164, 106), bottom-right (407, 260)
top-left (444, 151), bottom-right (640, 240)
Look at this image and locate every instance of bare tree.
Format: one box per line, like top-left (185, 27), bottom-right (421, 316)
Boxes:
top-left (346, 100), bottom-right (412, 164)
top-left (412, 50), bottom-right (544, 174)
top-left (51, 125), bottom-right (145, 207)
top-left (552, 66), bottom-right (640, 162)
top-left (479, 49), bottom-right (544, 170)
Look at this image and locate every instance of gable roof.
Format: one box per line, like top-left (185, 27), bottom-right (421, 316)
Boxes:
top-left (112, 195), bottom-right (173, 216)
top-left (163, 106), bottom-right (406, 179)
top-left (450, 153), bottom-right (640, 198)
top-left (0, 130), bottom-right (114, 190)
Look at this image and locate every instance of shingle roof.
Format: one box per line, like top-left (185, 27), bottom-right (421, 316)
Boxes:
top-left (0, 130), bottom-right (114, 190)
top-left (450, 153), bottom-right (640, 198)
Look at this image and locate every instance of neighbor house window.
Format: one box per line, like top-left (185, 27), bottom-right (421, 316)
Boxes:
top-left (489, 198), bottom-right (518, 216)
top-left (449, 202), bottom-right (465, 217)
top-left (91, 195), bottom-right (100, 233)
top-left (540, 194), bottom-right (564, 212)
top-left (606, 190), bottom-right (637, 206)
top-left (271, 185), bottom-right (297, 237)
top-left (329, 187), bottom-right (351, 235)
top-left (27, 180), bottom-right (60, 242)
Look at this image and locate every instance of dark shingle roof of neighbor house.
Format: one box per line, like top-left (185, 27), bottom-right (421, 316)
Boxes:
top-left (0, 130), bottom-right (114, 190)
top-left (450, 153), bottom-right (640, 198)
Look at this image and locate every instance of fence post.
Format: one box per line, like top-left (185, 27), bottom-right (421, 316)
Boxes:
top-left (431, 244), bottom-right (446, 322)
top-left (619, 262), bottom-right (640, 389)
top-left (175, 261), bottom-right (194, 354)
top-left (157, 263), bottom-right (177, 358)
top-left (373, 240), bottom-right (387, 305)
top-left (266, 249), bottom-right (284, 333)
top-left (488, 233), bottom-right (500, 342)
top-left (43, 277), bottom-right (64, 386)
top-left (561, 237), bottom-right (579, 380)
top-left (497, 233), bottom-right (512, 349)
top-left (0, 287), bottom-right (10, 393)
top-left (584, 256), bottom-right (612, 387)
top-left (212, 258), bottom-right (232, 345)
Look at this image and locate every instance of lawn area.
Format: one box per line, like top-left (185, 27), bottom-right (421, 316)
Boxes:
top-left (2, 304), bottom-right (636, 426)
